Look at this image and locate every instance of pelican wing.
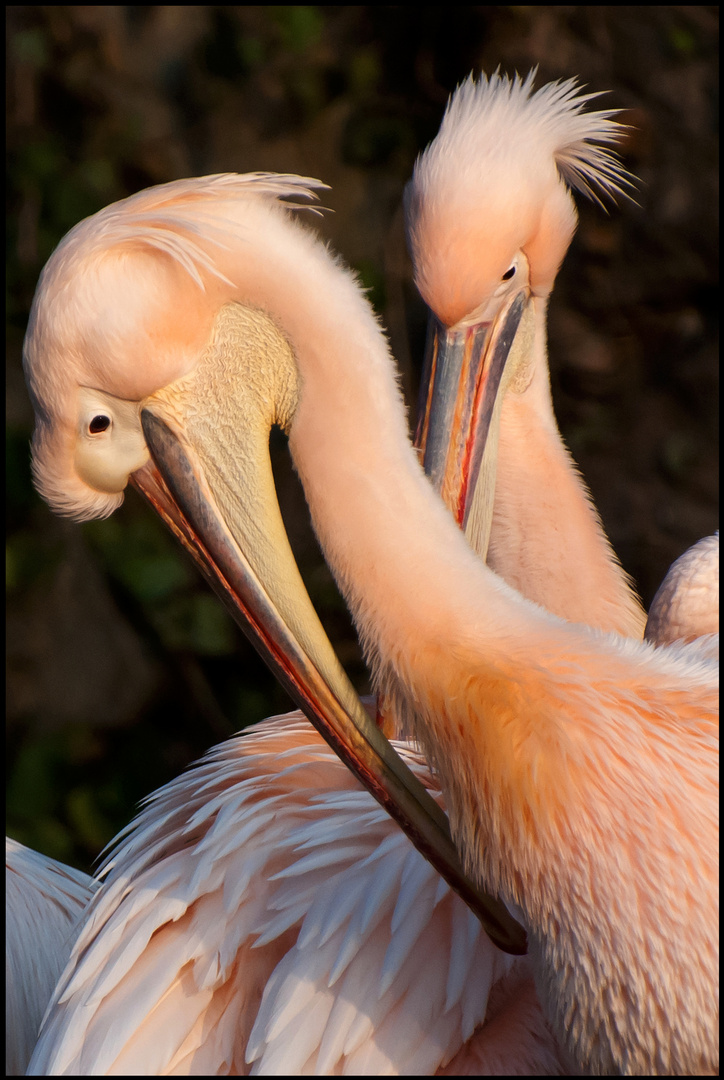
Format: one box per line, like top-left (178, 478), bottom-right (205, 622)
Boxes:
top-left (28, 714), bottom-right (561, 1076)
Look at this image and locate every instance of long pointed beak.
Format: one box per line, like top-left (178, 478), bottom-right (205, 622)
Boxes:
top-left (415, 290), bottom-right (533, 560)
top-left (132, 403), bottom-right (527, 956)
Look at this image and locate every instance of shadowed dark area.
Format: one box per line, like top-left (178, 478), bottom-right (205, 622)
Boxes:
top-left (7, 6), bottom-right (718, 869)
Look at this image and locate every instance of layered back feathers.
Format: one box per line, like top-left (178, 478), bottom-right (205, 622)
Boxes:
top-left (26, 714), bottom-right (561, 1075)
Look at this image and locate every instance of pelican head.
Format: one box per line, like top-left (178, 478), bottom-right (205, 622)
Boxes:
top-left (406, 70), bottom-right (632, 321)
top-left (23, 171), bottom-right (526, 954)
top-left (407, 72), bottom-right (635, 558)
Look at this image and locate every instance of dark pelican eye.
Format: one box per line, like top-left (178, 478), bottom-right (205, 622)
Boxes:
top-left (89, 415), bottom-right (111, 434)
top-left (502, 264), bottom-right (516, 281)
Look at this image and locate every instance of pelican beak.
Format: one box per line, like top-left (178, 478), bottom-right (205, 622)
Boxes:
top-left (130, 303), bottom-right (527, 956)
top-left (415, 290), bottom-right (535, 560)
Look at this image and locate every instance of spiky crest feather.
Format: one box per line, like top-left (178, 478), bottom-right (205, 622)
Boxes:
top-left (431, 69), bottom-right (636, 208)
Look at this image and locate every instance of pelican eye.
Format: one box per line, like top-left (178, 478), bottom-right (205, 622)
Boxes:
top-left (89, 414), bottom-right (111, 435)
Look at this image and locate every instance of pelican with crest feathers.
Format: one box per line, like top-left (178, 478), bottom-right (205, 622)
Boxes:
top-left (406, 75), bottom-right (717, 659)
top-left (23, 169), bottom-right (551, 1075)
top-left (23, 74), bottom-right (716, 1074)
top-left (408, 71), bottom-right (649, 637)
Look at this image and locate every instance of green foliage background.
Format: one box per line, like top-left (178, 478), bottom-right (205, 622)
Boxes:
top-left (7, 7), bottom-right (718, 871)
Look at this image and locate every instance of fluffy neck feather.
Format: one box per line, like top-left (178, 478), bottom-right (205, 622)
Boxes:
top-left (487, 301), bottom-right (646, 637)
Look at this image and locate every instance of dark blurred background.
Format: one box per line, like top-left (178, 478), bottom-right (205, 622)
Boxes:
top-left (7, 7), bottom-right (718, 871)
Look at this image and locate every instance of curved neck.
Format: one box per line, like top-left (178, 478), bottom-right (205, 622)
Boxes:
top-left (488, 303), bottom-right (646, 637)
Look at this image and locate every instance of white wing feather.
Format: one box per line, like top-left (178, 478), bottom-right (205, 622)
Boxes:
top-left (6, 838), bottom-right (97, 1075)
top-left (645, 534), bottom-right (719, 653)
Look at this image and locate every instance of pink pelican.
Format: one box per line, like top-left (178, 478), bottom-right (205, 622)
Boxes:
top-left (23, 173), bottom-right (540, 1076)
top-left (408, 72), bottom-right (647, 637)
top-left (23, 79), bottom-right (716, 1074)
